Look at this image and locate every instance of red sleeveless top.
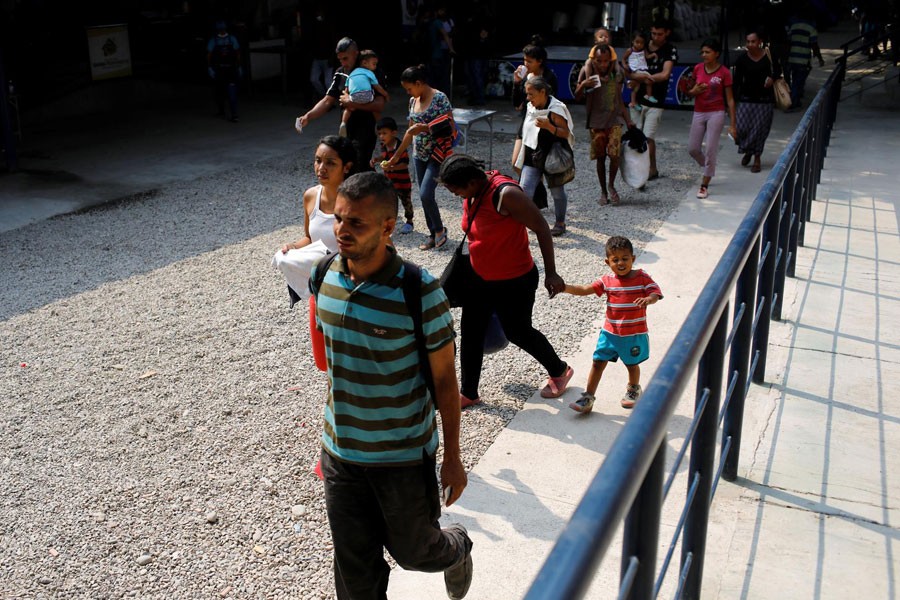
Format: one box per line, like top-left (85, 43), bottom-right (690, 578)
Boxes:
top-left (462, 171), bottom-right (535, 281)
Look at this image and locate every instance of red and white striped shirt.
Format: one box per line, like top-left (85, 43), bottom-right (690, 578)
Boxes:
top-left (592, 270), bottom-right (662, 336)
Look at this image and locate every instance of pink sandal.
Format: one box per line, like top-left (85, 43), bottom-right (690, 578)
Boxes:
top-left (540, 365), bottom-right (574, 398)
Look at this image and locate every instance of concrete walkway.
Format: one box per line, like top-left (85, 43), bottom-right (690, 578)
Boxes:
top-left (389, 51), bottom-right (900, 600)
top-left (703, 103), bottom-right (900, 599)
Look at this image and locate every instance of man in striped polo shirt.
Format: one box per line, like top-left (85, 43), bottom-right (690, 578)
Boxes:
top-left (310, 172), bottom-right (473, 600)
top-left (786, 9), bottom-right (825, 110)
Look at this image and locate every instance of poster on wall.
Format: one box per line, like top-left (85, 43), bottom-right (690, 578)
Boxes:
top-left (86, 24), bottom-right (132, 81)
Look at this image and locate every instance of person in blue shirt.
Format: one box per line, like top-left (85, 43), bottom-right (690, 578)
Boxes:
top-left (206, 20), bottom-right (242, 122)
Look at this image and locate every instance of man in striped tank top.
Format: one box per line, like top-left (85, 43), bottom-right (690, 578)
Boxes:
top-left (562, 236), bottom-right (662, 412)
top-left (309, 172), bottom-right (473, 599)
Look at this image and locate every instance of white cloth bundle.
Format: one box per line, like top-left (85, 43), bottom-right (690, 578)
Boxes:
top-left (271, 239), bottom-right (332, 301)
top-left (522, 96), bottom-right (576, 151)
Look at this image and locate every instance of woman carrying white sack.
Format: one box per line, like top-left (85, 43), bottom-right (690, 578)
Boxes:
top-left (273, 134), bottom-right (357, 303)
top-left (516, 76), bottom-right (575, 237)
top-left (272, 135), bottom-right (357, 370)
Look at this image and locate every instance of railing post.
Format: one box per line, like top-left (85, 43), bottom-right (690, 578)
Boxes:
top-left (773, 178), bottom-right (791, 320)
top-left (680, 307), bottom-right (727, 599)
top-left (792, 137), bottom-right (815, 276)
top-left (723, 237), bottom-right (760, 481)
top-left (753, 188), bottom-right (781, 383)
top-left (792, 136), bottom-right (808, 258)
top-left (621, 441), bottom-right (665, 600)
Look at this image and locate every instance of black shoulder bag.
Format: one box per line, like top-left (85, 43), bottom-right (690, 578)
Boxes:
top-left (439, 194), bottom-right (484, 308)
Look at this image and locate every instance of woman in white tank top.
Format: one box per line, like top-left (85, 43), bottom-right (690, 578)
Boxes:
top-left (280, 136), bottom-right (357, 254)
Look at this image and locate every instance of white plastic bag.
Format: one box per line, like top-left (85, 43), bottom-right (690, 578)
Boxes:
top-left (620, 142), bottom-right (650, 189)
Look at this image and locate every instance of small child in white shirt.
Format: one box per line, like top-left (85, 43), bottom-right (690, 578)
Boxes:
top-left (622, 31), bottom-right (658, 109)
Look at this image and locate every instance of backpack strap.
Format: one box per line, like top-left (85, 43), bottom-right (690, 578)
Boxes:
top-left (311, 251), bottom-right (339, 299)
top-left (312, 254), bottom-right (436, 401)
top-left (401, 261), bottom-right (436, 401)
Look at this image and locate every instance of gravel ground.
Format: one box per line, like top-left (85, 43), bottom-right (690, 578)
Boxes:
top-left (0, 131), bottom-right (695, 599)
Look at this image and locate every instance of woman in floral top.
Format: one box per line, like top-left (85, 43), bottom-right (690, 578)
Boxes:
top-left (387, 64), bottom-right (453, 250)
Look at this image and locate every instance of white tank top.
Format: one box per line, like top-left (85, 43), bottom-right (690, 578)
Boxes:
top-left (307, 185), bottom-right (337, 252)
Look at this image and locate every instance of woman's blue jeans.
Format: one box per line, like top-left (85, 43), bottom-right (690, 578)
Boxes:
top-left (519, 165), bottom-right (568, 225)
top-left (413, 157), bottom-right (445, 236)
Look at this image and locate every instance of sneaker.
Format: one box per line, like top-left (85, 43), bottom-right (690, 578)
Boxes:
top-left (570, 392), bottom-right (595, 414)
top-left (647, 96), bottom-right (659, 104)
top-left (399, 222), bottom-right (414, 234)
top-left (444, 524), bottom-right (473, 600)
top-left (338, 122), bottom-right (348, 137)
top-left (621, 384), bottom-right (642, 409)
top-left (696, 186), bottom-right (708, 199)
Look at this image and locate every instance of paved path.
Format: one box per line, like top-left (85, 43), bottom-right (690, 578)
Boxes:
top-left (704, 103), bottom-right (900, 600)
top-left (389, 43), bottom-right (900, 600)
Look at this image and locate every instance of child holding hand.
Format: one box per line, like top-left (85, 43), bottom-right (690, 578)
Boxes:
top-left (563, 236), bottom-right (662, 412)
top-left (370, 117), bottom-right (415, 233)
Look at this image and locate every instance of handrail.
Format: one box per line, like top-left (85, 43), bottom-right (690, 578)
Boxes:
top-left (836, 28), bottom-right (893, 63)
top-left (523, 43), bottom-right (847, 600)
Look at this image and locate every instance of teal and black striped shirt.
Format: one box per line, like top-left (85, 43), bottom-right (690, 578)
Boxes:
top-left (311, 248), bottom-right (455, 465)
top-left (788, 20), bottom-right (818, 66)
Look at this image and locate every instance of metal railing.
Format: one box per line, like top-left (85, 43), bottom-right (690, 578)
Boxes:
top-left (524, 53), bottom-right (846, 600)
top-left (837, 27), bottom-right (896, 101)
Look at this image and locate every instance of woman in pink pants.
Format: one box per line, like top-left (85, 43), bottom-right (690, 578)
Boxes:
top-left (685, 38), bottom-right (736, 199)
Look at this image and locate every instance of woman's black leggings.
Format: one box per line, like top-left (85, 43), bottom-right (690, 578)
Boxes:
top-left (459, 265), bottom-right (567, 399)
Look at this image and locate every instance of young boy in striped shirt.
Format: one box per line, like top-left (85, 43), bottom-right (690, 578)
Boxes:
top-left (372, 117), bottom-right (416, 233)
top-left (563, 236), bottom-right (662, 412)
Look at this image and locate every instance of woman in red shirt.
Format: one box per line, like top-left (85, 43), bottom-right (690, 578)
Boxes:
top-left (685, 38), bottom-right (737, 199)
top-left (438, 155), bottom-right (573, 408)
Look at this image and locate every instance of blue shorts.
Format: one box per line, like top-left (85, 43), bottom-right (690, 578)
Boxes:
top-left (593, 330), bottom-right (650, 365)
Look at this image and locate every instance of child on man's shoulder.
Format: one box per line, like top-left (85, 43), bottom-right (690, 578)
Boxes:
top-left (561, 236), bottom-right (662, 413)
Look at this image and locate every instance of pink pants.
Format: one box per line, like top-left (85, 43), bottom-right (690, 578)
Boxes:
top-left (688, 110), bottom-right (726, 178)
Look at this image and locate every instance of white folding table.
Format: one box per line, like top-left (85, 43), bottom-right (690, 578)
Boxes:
top-left (452, 108), bottom-right (497, 168)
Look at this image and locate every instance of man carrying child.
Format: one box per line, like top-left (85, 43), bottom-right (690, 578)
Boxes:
top-left (296, 37), bottom-right (385, 171)
top-left (574, 44), bottom-right (634, 206)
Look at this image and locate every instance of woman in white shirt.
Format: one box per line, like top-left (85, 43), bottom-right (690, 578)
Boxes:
top-left (518, 77), bottom-right (575, 236)
top-left (275, 135), bottom-right (357, 302)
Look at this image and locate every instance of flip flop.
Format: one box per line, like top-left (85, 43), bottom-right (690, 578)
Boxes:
top-left (609, 189), bottom-right (620, 205)
top-left (598, 193), bottom-right (609, 206)
top-left (419, 237), bottom-right (435, 250)
top-left (434, 229), bottom-right (449, 249)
